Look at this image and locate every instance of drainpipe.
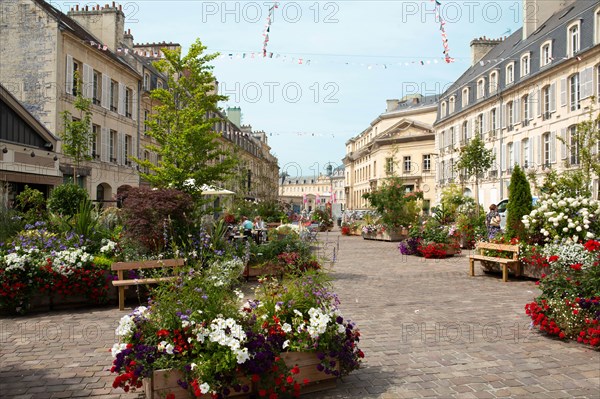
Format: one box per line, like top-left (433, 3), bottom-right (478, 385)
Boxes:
top-left (498, 92), bottom-right (504, 200)
top-left (137, 79), bottom-right (141, 186)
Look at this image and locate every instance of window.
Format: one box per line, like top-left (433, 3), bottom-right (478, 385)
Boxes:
top-left (507, 101), bottom-right (514, 129)
top-left (449, 96), bottom-right (455, 113)
top-left (543, 132), bottom-right (551, 167)
top-left (462, 87), bottom-right (470, 107)
top-left (489, 71), bottom-right (498, 94)
top-left (542, 85), bottom-right (551, 118)
top-left (403, 156), bottom-right (411, 174)
top-left (125, 87), bottom-right (132, 118)
top-left (569, 125), bottom-right (580, 165)
top-left (449, 126), bottom-right (455, 146)
top-left (522, 94), bottom-right (529, 125)
top-left (92, 70), bottom-right (101, 105)
top-left (109, 130), bottom-right (117, 163)
top-left (144, 110), bottom-right (150, 133)
top-left (440, 161), bottom-right (445, 182)
top-left (462, 121), bottom-right (468, 143)
top-left (441, 101), bottom-right (447, 117)
top-left (541, 41), bottom-right (552, 67)
top-left (110, 80), bottom-right (118, 112)
top-left (521, 53), bottom-right (530, 77)
top-left (476, 114), bottom-right (483, 136)
top-left (92, 124), bottom-right (100, 159)
top-left (506, 63), bottom-right (515, 85)
top-left (143, 73), bottom-right (150, 91)
top-left (157, 80), bottom-right (163, 90)
top-left (490, 108), bottom-right (497, 137)
top-left (477, 78), bottom-right (485, 99)
top-left (385, 158), bottom-right (394, 175)
top-left (507, 142), bottom-right (514, 171)
top-left (569, 73), bottom-right (580, 111)
top-left (567, 22), bottom-right (580, 57)
top-left (423, 154), bottom-right (431, 171)
top-left (522, 138), bottom-right (530, 168)
top-left (125, 135), bottom-right (132, 165)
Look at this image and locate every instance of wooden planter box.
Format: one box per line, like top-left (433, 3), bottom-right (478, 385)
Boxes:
top-left (143, 369), bottom-right (250, 399)
top-left (243, 263), bottom-right (282, 281)
top-left (281, 352), bottom-right (338, 394)
top-left (362, 229), bottom-right (408, 242)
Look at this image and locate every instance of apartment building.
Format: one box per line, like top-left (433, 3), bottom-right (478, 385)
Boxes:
top-left (434, 0), bottom-right (600, 205)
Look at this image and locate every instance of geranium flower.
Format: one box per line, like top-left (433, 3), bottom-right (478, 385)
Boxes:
top-left (583, 240), bottom-right (600, 252)
top-left (548, 255), bottom-right (559, 262)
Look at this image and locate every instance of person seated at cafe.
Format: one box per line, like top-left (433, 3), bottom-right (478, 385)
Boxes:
top-left (254, 216), bottom-right (265, 230)
top-left (253, 216), bottom-right (266, 244)
top-left (241, 216), bottom-right (254, 237)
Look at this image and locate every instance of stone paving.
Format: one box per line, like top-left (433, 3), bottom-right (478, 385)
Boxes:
top-left (1, 231), bottom-right (599, 398)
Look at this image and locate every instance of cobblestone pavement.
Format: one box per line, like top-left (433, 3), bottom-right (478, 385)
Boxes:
top-left (1, 231), bottom-right (599, 398)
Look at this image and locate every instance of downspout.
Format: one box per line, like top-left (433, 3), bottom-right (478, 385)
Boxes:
top-left (137, 79), bottom-right (141, 186)
top-left (498, 91), bottom-right (504, 200)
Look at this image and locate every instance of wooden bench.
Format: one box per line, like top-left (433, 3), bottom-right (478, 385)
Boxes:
top-left (469, 242), bottom-right (521, 282)
top-left (111, 259), bottom-right (186, 310)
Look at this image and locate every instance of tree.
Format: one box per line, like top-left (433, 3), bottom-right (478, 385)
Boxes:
top-left (506, 164), bottom-right (532, 239)
top-left (60, 72), bottom-right (93, 183)
top-left (134, 39), bottom-right (237, 195)
top-left (362, 177), bottom-right (422, 229)
top-left (455, 133), bottom-right (495, 216)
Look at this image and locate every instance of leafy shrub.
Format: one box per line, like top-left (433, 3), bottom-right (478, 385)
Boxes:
top-left (0, 205), bottom-right (23, 244)
top-left (15, 186), bottom-right (46, 224)
top-left (506, 164), bottom-right (532, 239)
top-left (121, 187), bottom-right (194, 253)
top-left (47, 184), bottom-right (89, 217)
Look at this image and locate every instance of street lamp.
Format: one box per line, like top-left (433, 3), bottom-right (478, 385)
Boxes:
top-left (326, 164), bottom-right (333, 217)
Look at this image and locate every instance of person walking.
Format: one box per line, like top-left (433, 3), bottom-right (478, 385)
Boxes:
top-left (486, 204), bottom-right (502, 240)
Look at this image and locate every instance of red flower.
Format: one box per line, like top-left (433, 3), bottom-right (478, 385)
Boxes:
top-left (258, 389), bottom-right (267, 397)
top-left (166, 394), bottom-right (175, 399)
top-left (251, 374), bottom-right (261, 383)
top-left (570, 263), bottom-right (582, 271)
top-left (286, 376), bottom-right (294, 384)
top-left (302, 379), bottom-right (310, 385)
top-left (157, 329), bottom-right (170, 337)
top-left (583, 240), bottom-right (600, 252)
top-left (291, 365), bottom-right (300, 375)
top-left (548, 255), bottom-right (559, 262)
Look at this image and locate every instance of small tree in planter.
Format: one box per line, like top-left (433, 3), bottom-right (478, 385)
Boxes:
top-left (362, 177), bottom-right (421, 231)
top-left (506, 164), bottom-right (532, 239)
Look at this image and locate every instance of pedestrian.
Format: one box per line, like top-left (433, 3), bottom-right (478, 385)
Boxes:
top-left (486, 204), bottom-right (502, 240)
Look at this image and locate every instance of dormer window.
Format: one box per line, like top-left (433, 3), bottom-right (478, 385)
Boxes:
top-left (520, 53), bottom-right (530, 77)
top-left (449, 96), bottom-right (455, 113)
top-left (489, 71), bottom-right (498, 94)
top-left (477, 78), bottom-right (485, 99)
top-left (441, 101), bottom-right (447, 117)
top-left (505, 62), bottom-right (515, 85)
top-left (567, 21), bottom-right (580, 57)
top-left (462, 87), bottom-right (470, 107)
top-left (541, 40), bottom-right (553, 67)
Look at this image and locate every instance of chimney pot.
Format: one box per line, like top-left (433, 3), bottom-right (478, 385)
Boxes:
top-left (76, 4), bottom-right (79, 10)
top-left (85, 5), bottom-right (88, 11)
top-left (112, 1), bottom-right (115, 7)
top-left (119, 4), bottom-right (122, 10)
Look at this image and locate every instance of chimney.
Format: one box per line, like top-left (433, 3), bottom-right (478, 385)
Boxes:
top-left (470, 36), bottom-right (503, 66)
top-left (522, 0), bottom-right (577, 40)
top-left (122, 28), bottom-right (134, 49)
top-left (67, 3), bottom-right (125, 51)
top-left (386, 99), bottom-right (399, 113)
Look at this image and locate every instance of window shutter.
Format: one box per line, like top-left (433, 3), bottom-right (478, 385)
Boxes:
top-left (87, 122), bottom-right (94, 156)
top-left (560, 78), bottom-right (567, 107)
top-left (483, 112), bottom-right (488, 134)
top-left (132, 90), bottom-right (138, 121)
top-left (514, 140), bottom-right (521, 167)
top-left (131, 134), bottom-right (138, 163)
top-left (536, 89), bottom-right (542, 117)
top-left (550, 82), bottom-right (557, 113)
top-left (65, 55), bottom-right (74, 95)
top-left (514, 97), bottom-right (521, 124)
top-left (118, 83), bottom-right (125, 116)
top-left (501, 144), bottom-right (506, 171)
top-left (550, 131), bottom-right (557, 164)
top-left (581, 67), bottom-right (593, 99)
top-left (467, 119), bottom-right (472, 139)
top-left (101, 74), bottom-right (110, 109)
top-left (528, 137), bottom-right (534, 167)
top-left (455, 125), bottom-right (460, 144)
top-left (528, 91), bottom-right (534, 120)
top-left (438, 133), bottom-right (443, 150)
top-left (560, 128), bottom-right (567, 160)
top-left (501, 104), bottom-right (506, 128)
top-left (101, 127), bottom-right (109, 162)
top-left (537, 135), bottom-right (542, 165)
top-left (82, 64), bottom-right (93, 99)
top-left (117, 132), bottom-right (124, 165)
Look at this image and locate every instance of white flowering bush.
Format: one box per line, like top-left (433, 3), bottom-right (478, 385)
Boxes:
top-left (522, 194), bottom-right (600, 243)
top-left (541, 240), bottom-right (597, 272)
top-left (51, 248), bottom-right (94, 276)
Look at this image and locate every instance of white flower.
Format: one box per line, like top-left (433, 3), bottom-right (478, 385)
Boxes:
top-left (282, 323), bottom-right (292, 333)
top-left (111, 343), bottom-right (128, 358)
top-left (199, 382), bottom-right (210, 394)
top-left (190, 363), bottom-right (197, 370)
top-left (157, 341), bottom-right (168, 351)
top-left (115, 315), bottom-right (134, 338)
top-left (165, 343), bottom-right (175, 354)
top-left (282, 340), bottom-right (290, 349)
top-left (587, 232), bottom-right (595, 238)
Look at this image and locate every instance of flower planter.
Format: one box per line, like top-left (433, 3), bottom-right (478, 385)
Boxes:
top-left (281, 352), bottom-right (338, 394)
top-left (362, 230), bottom-right (407, 242)
top-left (143, 369), bottom-right (251, 399)
top-left (243, 263), bottom-right (282, 280)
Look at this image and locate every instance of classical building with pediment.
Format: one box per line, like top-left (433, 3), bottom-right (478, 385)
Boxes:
top-left (342, 94), bottom-right (438, 212)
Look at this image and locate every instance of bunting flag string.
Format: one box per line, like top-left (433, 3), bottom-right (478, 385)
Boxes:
top-left (432, 0), bottom-right (454, 63)
top-left (262, 2), bottom-right (279, 57)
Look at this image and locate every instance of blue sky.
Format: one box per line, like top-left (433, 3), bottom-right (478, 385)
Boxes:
top-left (118, 0), bottom-right (522, 179)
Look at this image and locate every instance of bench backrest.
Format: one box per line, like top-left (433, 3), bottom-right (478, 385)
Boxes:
top-left (475, 242), bottom-right (519, 260)
top-left (111, 259), bottom-right (186, 271)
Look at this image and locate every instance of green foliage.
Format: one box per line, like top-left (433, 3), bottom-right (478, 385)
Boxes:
top-left (0, 204), bottom-right (24, 243)
top-left (249, 235), bottom-right (311, 266)
top-left (430, 203), bottom-right (453, 225)
top-left (362, 177), bottom-right (422, 229)
top-left (14, 186), bottom-right (46, 224)
top-left (506, 164), bottom-right (532, 239)
top-left (540, 169), bottom-right (589, 198)
top-left (456, 133), bottom-right (495, 216)
top-left (93, 254), bottom-right (114, 270)
top-left (439, 184), bottom-right (470, 220)
top-left (133, 39), bottom-right (237, 194)
top-left (60, 72), bottom-right (93, 178)
top-left (121, 187), bottom-right (194, 254)
top-left (47, 184), bottom-right (89, 218)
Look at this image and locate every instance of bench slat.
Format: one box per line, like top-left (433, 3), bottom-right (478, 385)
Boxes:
top-left (469, 255), bottom-right (519, 264)
top-left (475, 242), bottom-right (519, 252)
top-left (112, 277), bottom-right (176, 287)
top-left (111, 259), bottom-right (185, 271)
